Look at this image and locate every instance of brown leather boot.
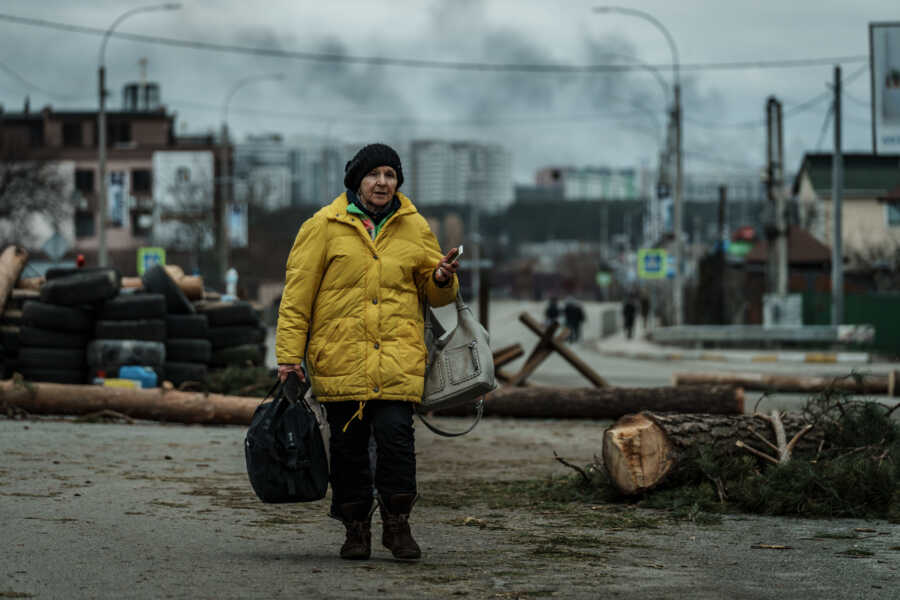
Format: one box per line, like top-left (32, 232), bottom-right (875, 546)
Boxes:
top-left (338, 500), bottom-right (374, 560)
top-left (378, 493), bottom-right (421, 560)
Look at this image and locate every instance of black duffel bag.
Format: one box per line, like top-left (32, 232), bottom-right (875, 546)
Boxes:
top-left (245, 373), bottom-right (328, 503)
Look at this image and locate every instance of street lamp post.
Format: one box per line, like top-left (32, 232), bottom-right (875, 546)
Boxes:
top-left (593, 6), bottom-right (683, 325)
top-left (97, 3), bottom-right (181, 267)
top-left (218, 73), bottom-right (284, 284)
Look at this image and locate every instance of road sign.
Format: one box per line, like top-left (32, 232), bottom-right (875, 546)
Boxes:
top-left (137, 247), bottom-right (166, 276)
top-left (637, 248), bottom-right (668, 280)
top-left (42, 232), bottom-right (70, 262)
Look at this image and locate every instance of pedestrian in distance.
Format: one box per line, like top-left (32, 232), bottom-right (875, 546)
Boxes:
top-left (563, 296), bottom-right (585, 343)
top-left (276, 143), bottom-right (460, 561)
top-left (623, 294), bottom-right (637, 340)
top-left (544, 297), bottom-right (560, 328)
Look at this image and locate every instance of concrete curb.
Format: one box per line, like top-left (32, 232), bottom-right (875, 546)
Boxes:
top-left (595, 347), bottom-right (870, 364)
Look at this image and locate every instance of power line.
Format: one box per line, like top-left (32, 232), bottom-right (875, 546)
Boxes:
top-left (0, 58), bottom-right (83, 100)
top-left (0, 12), bottom-right (870, 74)
top-left (685, 63), bottom-right (869, 130)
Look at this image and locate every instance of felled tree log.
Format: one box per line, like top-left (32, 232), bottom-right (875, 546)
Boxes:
top-left (0, 378), bottom-right (260, 425)
top-left (433, 385), bottom-right (744, 419)
top-left (0, 246), bottom-right (29, 315)
top-left (673, 371), bottom-right (895, 396)
top-left (602, 411), bottom-right (824, 495)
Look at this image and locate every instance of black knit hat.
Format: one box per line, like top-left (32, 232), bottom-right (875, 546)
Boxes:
top-left (343, 143), bottom-right (404, 191)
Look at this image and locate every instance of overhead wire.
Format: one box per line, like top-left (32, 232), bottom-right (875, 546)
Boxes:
top-left (0, 11), bottom-right (870, 75)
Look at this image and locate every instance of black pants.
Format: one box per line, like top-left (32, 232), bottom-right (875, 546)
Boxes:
top-left (325, 400), bottom-right (416, 513)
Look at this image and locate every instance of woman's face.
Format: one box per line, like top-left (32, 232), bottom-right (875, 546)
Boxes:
top-left (359, 166), bottom-right (398, 208)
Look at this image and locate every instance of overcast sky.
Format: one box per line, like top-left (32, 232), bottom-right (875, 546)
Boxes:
top-left (0, 0), bottom-right (896, 184)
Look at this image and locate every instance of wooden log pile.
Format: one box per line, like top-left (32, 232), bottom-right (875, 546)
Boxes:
top-left (0, 379), bottom-right (259, 425)
top-left (673, 370), bottom-right (900, 397)
top-left (435, 385), bottom-right (744, 419)
top-left (601, 410), bottom-right (822, 495)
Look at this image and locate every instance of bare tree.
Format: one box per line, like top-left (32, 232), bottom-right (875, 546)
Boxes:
top-left (160, 173), bottom-right (214, 274)
top-left (0, 140), bottom-right (68, 247)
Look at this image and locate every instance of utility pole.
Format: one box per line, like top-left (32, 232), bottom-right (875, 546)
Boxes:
top-left (673, 84), bottom-right (684, 325)
top-left (217, 122), bottom-right (230, 288)
top-left (831, 65), bottom-right (844, 325)
top-left (717, 184), bottom-right (727, 324)
top-left (766, 96), bottom-right (787, 296)
top-left (98, 65), bottom-right (108, 266)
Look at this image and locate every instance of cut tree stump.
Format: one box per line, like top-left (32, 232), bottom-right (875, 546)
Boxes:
top-left (433, 385), bottom-right (744, 419)
top-left (602, 411), bottom-right (823, 495)
top-left (0, 378), bottom-right (260, 425)
top-left (0, 246), bottom-right (29, 315)
top-left (673, 371), bottom-right (895, 396)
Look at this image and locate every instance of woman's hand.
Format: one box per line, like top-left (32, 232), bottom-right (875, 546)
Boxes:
top-left (434, 247), bottom-right (461, 283)
top-left (277, 363), bottom-right (306, 382)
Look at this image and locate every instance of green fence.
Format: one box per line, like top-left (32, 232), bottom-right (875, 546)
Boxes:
top-left (802, 292), bottom-right (900, 357)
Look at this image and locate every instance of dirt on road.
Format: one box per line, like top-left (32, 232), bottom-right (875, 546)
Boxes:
top-left (1, 414), bottom-right (897, 600)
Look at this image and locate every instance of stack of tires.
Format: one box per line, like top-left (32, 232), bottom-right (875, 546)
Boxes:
top-left (140, 265), bottom-right (207, 387)
top-left (201, 301), bottom-right (267, 369)
top-left (88, 292), bottom-right (167, 382)
top-left (164, 313), bottom-right (211, 387)
top-left (18, 268), bottom-right (120, 384)
top-left (0, 294), bottom-right (27, 378)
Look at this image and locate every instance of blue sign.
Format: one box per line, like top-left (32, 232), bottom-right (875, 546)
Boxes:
top-left (137, 247), bottom-right (166, 276)
top-left (637, 249), bottom-right (668, 280)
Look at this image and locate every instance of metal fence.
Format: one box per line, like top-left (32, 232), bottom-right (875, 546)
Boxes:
top-left (803, 292), bottom-right (900, 357)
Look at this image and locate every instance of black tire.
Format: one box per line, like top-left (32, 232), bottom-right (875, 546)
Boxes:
top-left (40, 269), bottom-right (120, 306)
top-left (1, 309), bottom-right (23, 325)
top-left (22, 301), bottom-right (92, 332)
top-left (94, 319), bottom-right (166, 342)
top-left (86, 339), bottom-right (165, 368)
top-left (19, 347), bottom-right (85, 370)
top-left (98, 294), bottom-right (166, 320)
top-left (210, 343), bottom-right (265, 367)
top-left (1, 325), bottom-right (20, 354)
top-left (207, 325), bottom-right (266, 349)
top-left (20, 367), bottom-right (85, 384)
top-left (165, 314), bottom-right (209, 339)
top-left (45, 266), bottom-right (122, 285)
top-left (166, 338), bottom-right (212, 363)
top-left (163, 361), bottom-right (208, 387)
top-left (200, 301), bottom-right (259, 327)
top-left (142, 265), bottom-right (195, 315)
top-left (20, 325), bottom-right (89, 349)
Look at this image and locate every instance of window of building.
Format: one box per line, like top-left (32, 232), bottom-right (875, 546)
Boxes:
top-left (103, 120), bottom-right (132, 146)
top-left (888, 204), bottom-right (900, 227)
top-left (63, 122), bottom-right (83, 147)
top-left (75, 169), bottom-right (94, 193)
top-left (132, 169), bottom-right (151, 193)
top-left (176, 166), bottom-right (191, 183)
top-left (74, 210), bottom-right (95, 238)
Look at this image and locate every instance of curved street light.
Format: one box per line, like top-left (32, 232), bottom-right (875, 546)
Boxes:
top-left (97, 2), bottom-right (181, 267)
top-left (217, 72), bottom-right (285, 283)
top-left (593, 5), bottom-right (684, 325)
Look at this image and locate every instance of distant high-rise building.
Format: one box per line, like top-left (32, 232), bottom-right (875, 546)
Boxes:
top-left (410, 140), bottom-right (512, 212)
top-left (536, 166), bottom-right (643, 201)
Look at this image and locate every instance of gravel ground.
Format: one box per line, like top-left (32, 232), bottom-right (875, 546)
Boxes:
top-left (1, 414), bottom-right (897, 600)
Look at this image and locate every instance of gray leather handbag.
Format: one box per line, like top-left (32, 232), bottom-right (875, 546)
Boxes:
top-left (418, 294), bottom-right (497, 437)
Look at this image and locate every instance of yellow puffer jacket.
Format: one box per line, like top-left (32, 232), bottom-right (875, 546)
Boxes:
top-left (275, 192), bottom-right (458, 404)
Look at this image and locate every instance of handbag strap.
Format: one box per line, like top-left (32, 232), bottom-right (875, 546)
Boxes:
top-left (415, 397), bottom-right (484, 437)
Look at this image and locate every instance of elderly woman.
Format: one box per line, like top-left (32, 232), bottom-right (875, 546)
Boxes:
top-left (276, 143), bottom-right (460, 561)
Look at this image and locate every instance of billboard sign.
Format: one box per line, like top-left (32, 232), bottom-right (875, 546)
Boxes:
top-left (870, 22), bottom-right (900, 153)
